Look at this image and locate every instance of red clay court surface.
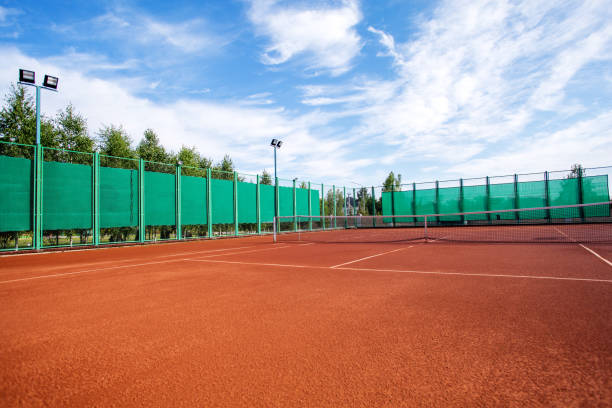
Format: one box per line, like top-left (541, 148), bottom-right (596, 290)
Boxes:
top-left (1, 236), bottom-right (611, 406)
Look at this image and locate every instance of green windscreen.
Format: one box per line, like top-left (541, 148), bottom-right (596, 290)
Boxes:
top-left (237, 181), bottom-right (256, 223)
top-left (0, 155), bottom-right (32, 232)
top-left (211, 178), bottom-right (234, 224)
top-left (181, 175), bottom-right (207, 225)
top-left (415, 189), bottom-right (436, 221)
top-left (463, 185), bottom-right (487, 220)
top-left (278, 186), bottom-right (294, 217)
top-left (43, 161), bottom-right (92, 230)
top-left (145, 171), bottom-right (175, 227)
top-left (100, 166), bottom-right (138, 228)
top-left (296, 188), bottom-right (309, 216)
top-left (518, 181), bottom-right (546, 219)
top-left (489, 183), bottom-right (515, 220)
top-left (583, 175), bottom-right (609, 217)
top-left (260, 184), bottom-right (275, 223)
top-left (310, 189), bottom-right (321, 218)
top-left (438, 187), bottom-right (461, 221)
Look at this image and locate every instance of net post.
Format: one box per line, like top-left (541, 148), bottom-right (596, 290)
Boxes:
top-left (321, 183), bottom-right (325, 230)
top-left (138, 158), bottom-right (145, 243)
top-left (343, 186), bottom-right (347, 229)
top-left (544, 171), bottom-right (551, 223)
top-left (176, 164), bottom-right (182, 240)
top-left (333, 185), bottom-right (336, 229)
top-left (459, 178), bottom-right (465, 224)
top-left (391, 183), bottom-right (396, 227)
top-left (206, 168), bottom-right (212, 238)
top-left (33, 144), bottom-right (43, 250)
top-left (308, 181), bottom-right (312, 231)
top-left (371, 186), bottom-right (376, 227)
top-left (293, 178), bottom-right (297, 232)
top-left (353, 187), bottom-right (356, 215)
top-left (513, 174), bottom-right (520, 221)
top-left (233, 171), bottom-right (238, 236)
top-left (435, 180), bottom-right (440, 224)
top-left (485, 176), bottom-right (491, 223)
top-left (93, 151), bottom-right (100, 246)
top-left (256, 174), bottom-right (261, 235)
top-left (412, 182), bottom-right (417, 226)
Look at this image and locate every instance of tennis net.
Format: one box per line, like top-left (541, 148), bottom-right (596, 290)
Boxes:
top-left (273, 201), bottom-right (612, 244)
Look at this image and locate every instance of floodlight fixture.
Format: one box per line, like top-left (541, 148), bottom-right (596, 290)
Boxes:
top-left (276, 140), bottom-right (283, 148)
top-left (19, 69), bottom-right (36, 84)
top-left (43, 75), bottom-right (59, 90)
top-left (271, 139), bottom-right (278, 147)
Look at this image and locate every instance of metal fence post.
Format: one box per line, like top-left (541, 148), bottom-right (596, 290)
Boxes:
top-left (435, 180), bottom-right (440, 224)
top-left (33, 144), bottom-right (43, 250)
top-left (293, 178), bottom-right (297, 232)
top-left (275, 177), bottom-right (280, 233)
top-left (343, 186), bottom-right (347, 228)
top-left (371, 186), bottom-right (376, 227)
top-left (138, 158), bottom-right (145, 243)
top-left (206, 168), bottom-right (212, 238)
top-left (459, 178), bottom-right (464, 224)
top-left (412, 182), bottom-right (417, 226)
top-left (93, 152), bottom-right (100, 245)
top-left (544, 171), bottom-right (551, 222)
top-left (308, 181), bottom-right (312, 231)
top-left (514, 174), bottom-right (520, 221)
top-left (485, 176), bottom-right (491, 223)
top-left (391, 183), bottom-right (396, 227)
top-left (256, 174), bottom-right (261, 235)
top-left (332, 185), bottom-right (336, 228)
top-left (233, 171), bottom-right (238, 236)
top-left (577, 171), bottom-right (585, 220)
top-left (321, 183), bottom-right (325, 230)
top-left (176, 164), bottom-right (182, 240)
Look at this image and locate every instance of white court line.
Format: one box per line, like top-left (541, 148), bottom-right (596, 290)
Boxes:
top-left (188, 243), bottom-right (310, 260)
top-left (0, 259), bottom-right (186, 285)
top-left (329, 246), bottom-right (413, 268)
top-left (553, 227), bottom-right (612, 268)
top-left (0, 243), bottom-right (312, 285)
top-left (183, 258), bottom-right (612, 283)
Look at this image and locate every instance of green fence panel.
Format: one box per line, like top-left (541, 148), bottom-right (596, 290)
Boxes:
top-left (583, 175), bottom-right (609, 217)
top-left (237, 181), bottom-right (257, 223)
top-left (381, 191), bottom-right (392, 222)
top-left (395, 191), bottom-right (414, 215)
top-left (181, 175), bottom-right (207, 225)
top-left (518, 180), bottom-right (546, 219)
top-left (488, 183), bottom-right (515, 220)
top-left (279, 185), bottom-right (294, 217)
top-left (211, 178), bottom-right (234, 224)
top-left (145, 171), bottom-right (175, 227)
top-left (100, 166), bottom-right (138, 228)
top-left (43, 161), bottom-right (92, 230)
top-left (415, 189), bottom-right (436, 221)
top-left (310, 189), bottom-right (321, 219)
top-left (0, 155), bottom-right (32, 232)
top-left (548, 178), bottom-right (579, 218)
top-left (438, 187), bottom-right (461, 221)
top-left (260, 184), bottom-right (275, 223)
top-left (296, 188), bottom-right (309, 216)
top-left (463, 184), bottom-right (488, 220)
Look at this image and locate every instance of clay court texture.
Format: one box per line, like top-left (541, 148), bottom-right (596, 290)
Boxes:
top-left (2, 233), bottom-right (612, 407)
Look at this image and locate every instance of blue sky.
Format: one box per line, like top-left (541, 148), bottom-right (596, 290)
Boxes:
top-left (0, 0), bottom-right (611, 187)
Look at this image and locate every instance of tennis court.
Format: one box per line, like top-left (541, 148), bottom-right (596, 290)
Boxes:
top-left (1, 231), bottom-right (611, 406)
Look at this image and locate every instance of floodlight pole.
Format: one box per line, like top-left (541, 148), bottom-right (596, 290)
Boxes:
top-left (18, 82), bottom-right (57, 145)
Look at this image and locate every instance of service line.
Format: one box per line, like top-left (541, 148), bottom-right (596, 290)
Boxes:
top-left (329, 246), bottom-right (413, 269)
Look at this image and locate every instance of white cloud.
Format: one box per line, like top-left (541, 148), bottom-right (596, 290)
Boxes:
top-left (247, 0), bottom-right (362, 76)
top-left (0, 46), bottom-right (370, 184)
top-left (300, 0), bottom-right (612, 181)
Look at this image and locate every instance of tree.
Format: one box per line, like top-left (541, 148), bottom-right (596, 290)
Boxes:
top-left (0, 84), bottom-right (55, 157)
top-left (54, 104), bottom-right (93, 163)
top-left (260, 169), bottom-right (272, 185)
top-left (568, 163), bottom-right (584, 178)
top-left (213, 154), bottom-right (243, 181)
top-left (382, 171), bottom-right (402, 192)
top-left (97, 125), bottom-right (136, 166)
top-left (299, 181), bottom-right (308, 189)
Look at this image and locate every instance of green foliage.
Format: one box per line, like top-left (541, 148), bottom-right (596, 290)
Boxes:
top-left (97, 125), bottom-right (136, 169)
top-left (260, 169), bottom-right (272, 185)
top-left (568, 163), bottom-right (584, 178)
top-left (324, 189), bottom-right (346, 216)
top-left (382, 171), bottom-right (402, 192)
